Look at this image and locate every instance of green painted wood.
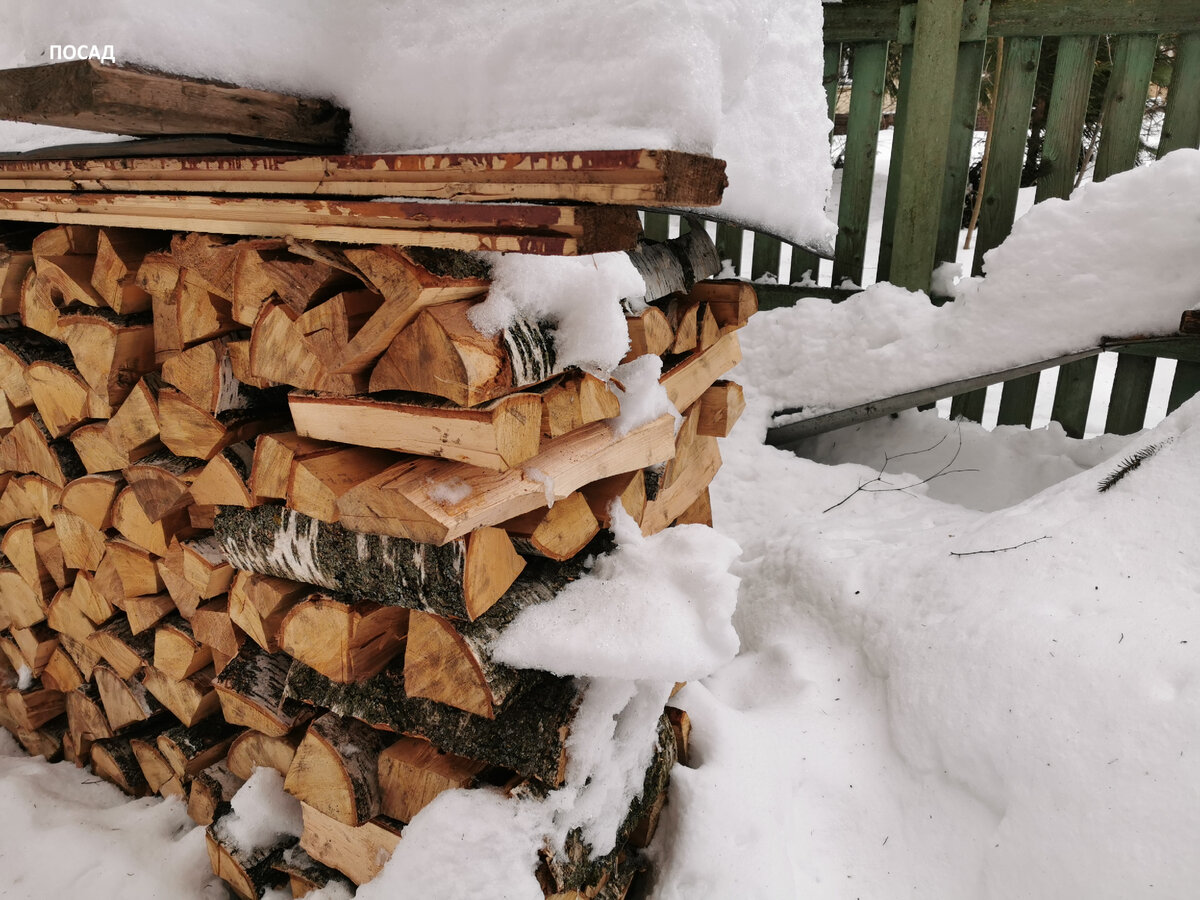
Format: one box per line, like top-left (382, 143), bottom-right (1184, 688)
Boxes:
top-left (935, 38), bottom-right (988, 267)
top-left (751, 234), bottom-right (782, 281)
top-left (824, 0), bottom-right (1198, 42)
top-left (889, 0), bottom-right (966, 293)
top-left (824, 42), bottom-right (843, 122)
top-left (790, 246), bottom-right (821, 283)
top-left (876, 43), bottom-right (914, 283)
top-left (833, 41), bottom-right (889, 287)
top-left (1093, 33), bottom-right (1158, 182)
top-left (641, 211), bottom-right (671, 242)
top-left (753, 283), bottom-right (862, 310)
top-left (950, 388), bottom-right (987, 421)
top-left (1050, 355), bottom-right (1099, 438)
top-left (1104, 353), bottom-right (1157, 434)
top-left (971, 36), bottom-right (1043, 276)
top-left (1035, 34), bottom-right (1099, 202)
top-left (1038, 35), bottom-right (1101, 435)
top-left (1159, 32), bottom-right (1200, 156)
top-left (1167, 362), bottom-right (1200, 414)
top-left (1093, 33), bottom-right (1158, 433)
top-left (1159, 33), bottom-right (1200, 409)
top-left (715, 223), bottom-right (744, 275)
top-left (995, 371), bottom-right (1040, 425)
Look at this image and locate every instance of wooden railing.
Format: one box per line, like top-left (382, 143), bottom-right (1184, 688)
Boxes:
top-left (657, 0), bottom-right (1200, 438)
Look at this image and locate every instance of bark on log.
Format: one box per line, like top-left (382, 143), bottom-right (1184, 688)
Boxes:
top-left (622, 227), bottom-right (721, 307)
top-left (213, 645), bottom-right (312, 738)
top-left (188, 762), bottom-right (244, 827)
top-left (277, 594), bottom-right (408, 684)
top-left (205, 827), bottom-right (294, 900)
top-left (284, 712), bottom-right (387, 826)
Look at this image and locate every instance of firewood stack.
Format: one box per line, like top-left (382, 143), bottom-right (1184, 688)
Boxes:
top-left (0, 162), bottom-right (754, 898)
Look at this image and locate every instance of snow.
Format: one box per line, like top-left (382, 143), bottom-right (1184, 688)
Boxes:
top-left (493, 507), bottom-right (740, 681)
top-left (426, 476), bottom-right (473, 506)
top-left (212, 768), bottom-right (303, 853)
top-left (16, 664), bottom-right (32, 690)
top-left (0, 0), bottom-right (833, 249)
top-left (741, 148), bottom-right (1200, 423)
top-left (608, 354), bottom-right (680, 437)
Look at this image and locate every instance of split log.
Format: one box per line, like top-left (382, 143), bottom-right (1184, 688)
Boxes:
top-left (34, 254), bottom-right (106, 311)
top-left (214, 506), bottom-right (524, 621)
top-left (622, 307), bottom-right (673, 363)
top-left (663, 297), bottom-right (720, 354)
top-left (248, 432), bottom-right (336, 502)
top-left (19, 268), bottom-right (66, 340)
top-left (51, 509), bottom-right (106, 571)
top-left (289, 390), bottom-right (545, 472)
top-left (188, 763), bottom-right (244, 826)
top-left (285, 713), bottom-right (386, 826)
top-left (695, 380), bottom-right (745, 437)
top-left (86, 615), bottom-right (154, 679)
top-left (111, 485), bottom-right (192, 555)
top-left (205, 827), bottom-right (294, 900)
top-left (278, 594), bottom-right (408, 684)
top-left (156, 270), bottom-right (239, 352)
top-left (538, 375), bottom-right (621, 441)
top-left (227, 338), bottom-right (273, 390)
top-left (11, 622), bottom-right (59, 672)
top-left (272, 847), bottom-right (356, 899)
top-left (123, 449), bottom-right (205, 522)
top-left (0, 249), bottom-right (33, 315)
top-left (368, 300), bottom-right (557, 406)
top-left (191, 599), bottom-right (244, 660)
top-left (0, 634), bottom-right (27, 674)
top-left (2, 519), bottom-right (56, 603)
top-left (66, 683), bottom-right (112, 751)
top-left (157, 387), bottom-right (286, 460)
top-left (139, 663), bottom-right (218, 727)
top-left (90, 734), bottom-right (151, 796)
top-left (502, 491), bottom-right (600, 560)
top-left (70, 422), bottom-right (130, 473)
top-left (93, 664), bottom-right (162, 731)
top-left (102, 374), bottom-right (164, 463)
top-left (0, 413), bottom-right (86, 485)
top-left (660, 330), bottom-right (742, 413)
top-left (334, 414), bottom-right (677, 544)
top-left (684, 279), bottom-right (759, 330)
top-left (0, 327), bottom-right (70, 408)
top-left (232, 242), bottom-right (358, 324)
top-left (16, 717), bottom-right (67, 761)
top-left (0, 566), bottom-right (46, 628)
top-left (130, 736), bottom-right (179, 794)
top-left (623, 227), bottom-right (721, 306)
top-left (674, 488), bottom-right (713, 528)
top-left (188, 442), bottom-right (256, 508)
top-left (180, 536), bottom-right (235, 598)
top-left (98, 536), bottom-right (166, 600)
top-left (248, 300), bottom-right (366, 394)
top-left (0, 59), bottom-right (350, 146)
top-left (45, 586), bottom-right (96, 644)
top-left (213, 646), bottom-right (311, 737)
top-left (59, 632), bottom-right (102, 681)
top-left (58, 307), bottom-right (156, 406)
top-left (226, 727), bottom-right (303, 781)
top-left (6, 682), bottom-right (65, 731)
top-left (377, 736), bottom-right (489, 824)
top-left (154, 615), bottom-right (213, 680)
top-left (124, 592), bottom-right (176, 635)
top-left (41, 644), bottom-right (84, 693)
top-left (34, 527), bottom-right (70, 588)
top-left (66, 571), bottom-right (114, 626)
top-left (157, 546), bottom-right (206, 618)
top-left (161, 335), bottom-right (251, 415)
top-left (228, 570), bottom-right (310, 653)
top-left (298, 803), bottom-right (401, 887)
top-left (90, 229), bottom-right (164, 313)
top-left (13, 474), bottom-right (62, 527)
top-left (294, 289), bottom-right (379, 363)
top-left (287, 444), bottom-right (398, 523)
top-left (169, 234), bottom-right (281, 301)
top-left (157, 717), bottom-right (240, 777)
top-left (639, 423), bottom-right (721, 537)
top-left (284, 659), bottom-right (578, 786)
top-left (26, 359), bottom-right (112, 437)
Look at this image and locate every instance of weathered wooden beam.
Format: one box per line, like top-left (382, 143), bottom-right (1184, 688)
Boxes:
top-left (0, 60), bottom-right (348, 148)
top-left (0, 149), bottom-right (726, 206)
top-left (0, 193), bottom-right (642, 255)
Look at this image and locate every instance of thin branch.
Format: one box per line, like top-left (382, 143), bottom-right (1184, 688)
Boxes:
top-left (949, 535), bottom-right (1051, 557)
top-left (823, 423), bottom-right (977, 514)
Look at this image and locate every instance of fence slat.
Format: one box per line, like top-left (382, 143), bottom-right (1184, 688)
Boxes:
top-left (996, 372), bottom-right (1040, 425)
top-left (876, 43), bottom-right (914, 283)
top-left (950, 388), bottom-right (987, 421)
top-left (889, 0), bottom-right (967, 293)
top-left (715, 223), bottom-right (744, 275)
top-left (751, 235), bottom-right (782, 281)
top-left (833, 42), bottom-right (889, 287)
top-left (1160, 33), bottom-right (1200, 412)
top-left (1092, 33), bottom-right (1159, 432)
top-left (934, 38), bottom-right (988, 268)
top-left (641, 211), bottom-right (671, 242)
top-left (1037, 35), bottom-right (1101, 435)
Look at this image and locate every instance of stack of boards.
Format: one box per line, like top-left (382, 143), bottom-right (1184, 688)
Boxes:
top-left (0, 184), bottom-right (757, 896)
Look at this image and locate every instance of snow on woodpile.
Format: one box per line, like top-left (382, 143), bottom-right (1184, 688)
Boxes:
top-left (739, 148), bottom-right (1200, 422)
top-left (0, 0), bottom-right (835, 250)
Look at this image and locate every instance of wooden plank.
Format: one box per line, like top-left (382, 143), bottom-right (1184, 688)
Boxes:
top-left (949, 387), bottom-right (987, 422)
top-left (934, 35), bottom-right (988, 270)
top-left (750, 234), bottom-right (782, 281)
top-left (752, 283), bottom-right (862, 310)
top-left (0, 193), bottom-right (640, 255)
top-left (1092, 33), bottom-right (1159, 433)
top-left (1158, 32), bottom-right (1200, 157)
top-left (1160, 33), bottom-right (1200, 411)
top-left (824, 0), bottom-right (1198, 41)
top-left (1040, 35), bottom-right (1102, 434)
top-left (875, 41), bottom-right (914, 283)
top-left (0, 60), bottom-right (348, 148)
top-left (714, 223), bottom-right (744, 275)
top-left (832, 41), bottom-right (888, 288)
top-left (641, 212), bottom-right (671, 242)
top-left (995, 371), bottom-right (1039, 426)
top-left (0, 148), bottom-right (726, 206)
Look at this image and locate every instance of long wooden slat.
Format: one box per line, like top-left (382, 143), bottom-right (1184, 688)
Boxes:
top-left (714, 223), bottom-right (743, 276)
top-left (0, 60), bottom-right (348, 148)
top-left (825, 0), bottom-right (1197, 42)
top-left (1041, 35), bottom-right (1102, 436)
top-left (933, 34), bottom-right (988, 269)
top-left (875, 41), bottom-right (914, 283)
top-left (1159, 33), bottom-right (1200, 413)
top-left (641, 212), bottom-right (671, 242)
top-left (0, 193), bottom-right (640, 255)
top-left (832, 41), bottom-right (888, 288)
top-left (1093, 33), bottom-right (1160, 434)
top-left (0, 149), bottom-right (726, 206)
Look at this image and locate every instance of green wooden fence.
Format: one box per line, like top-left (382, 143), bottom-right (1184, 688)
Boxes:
top-left (649, 0), bottom-right (1200, 439)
